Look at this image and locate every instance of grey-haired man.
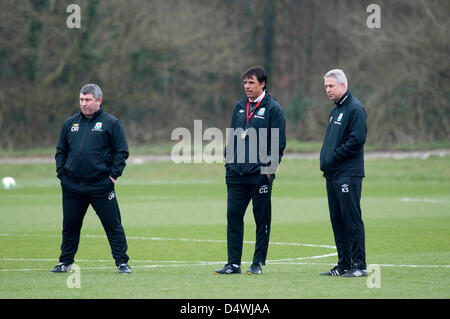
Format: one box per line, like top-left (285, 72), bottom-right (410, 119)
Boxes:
top-left (319, 70), bottom-right (368, 277)
top-left (51, 84), bottom-right (131, 274)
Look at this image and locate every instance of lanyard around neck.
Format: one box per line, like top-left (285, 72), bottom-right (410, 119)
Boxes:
top-left (246, 99), bottom-right (263, 124)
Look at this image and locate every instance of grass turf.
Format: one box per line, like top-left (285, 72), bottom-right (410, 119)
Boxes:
top-left (0, 156), bottom-right (449, 299)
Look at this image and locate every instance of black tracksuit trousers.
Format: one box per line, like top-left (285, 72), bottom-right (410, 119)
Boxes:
top-left (58, 175), bottom-right (129, 266)
top-left (226, 172), bottom-right (274, 266)
top-left (326, 176), bottom-right (366, 270)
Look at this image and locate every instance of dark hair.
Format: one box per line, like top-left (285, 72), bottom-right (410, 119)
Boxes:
top-left (242, 65), bottom-right (267, 90)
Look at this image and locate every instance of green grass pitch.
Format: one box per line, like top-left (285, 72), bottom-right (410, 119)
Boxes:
top-left (0, 156), bottom-right (449, 299)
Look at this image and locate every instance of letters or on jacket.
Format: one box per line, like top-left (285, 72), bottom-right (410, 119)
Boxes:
top-left (55, 107), bottom-right (129, 183)
top-left (320, 91), bottom-right (367, 179)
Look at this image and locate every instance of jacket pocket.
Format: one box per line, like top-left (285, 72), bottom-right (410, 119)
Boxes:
top-left (320, 147), bottom-right (333, 171)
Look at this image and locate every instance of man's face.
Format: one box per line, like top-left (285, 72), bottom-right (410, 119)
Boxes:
top-left (80, 93), bottom-right (102, 118)
top-left (243, 75), bottom-right (265, 100)
top-left (324, 77), bottom-right (346, 101)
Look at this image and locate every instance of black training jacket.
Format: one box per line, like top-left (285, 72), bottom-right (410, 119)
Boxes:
top-left (320, 91), bottom-right (367, 179)
top-left (55, 107), bottom-right (129, 184)
top-left (225, 92), bottom-right (286, 176)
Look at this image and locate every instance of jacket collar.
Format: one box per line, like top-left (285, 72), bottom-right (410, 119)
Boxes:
top-left (336, 90), bottom-right (352, 106)
top-left (249, 90), bottom-right (266, 103)
top-left (80, 106), bottom-right (103, 120)
top-left (241, 91), bottom-right (271, 107)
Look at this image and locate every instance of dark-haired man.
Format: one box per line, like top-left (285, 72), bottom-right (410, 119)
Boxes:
top-left (214, 66), bottom-right (286, 275)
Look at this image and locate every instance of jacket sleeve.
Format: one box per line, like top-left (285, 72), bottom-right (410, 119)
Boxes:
top-left (55, 120), bottom-right (69, 179)
top-left (109, 119), bottom-right (129, 179)
top-left (270, 105), bottom-right (287, 163)
top-left (224, 103), bottom-right (239, 159)
top-left (334, 107), bottom-right (367, 161)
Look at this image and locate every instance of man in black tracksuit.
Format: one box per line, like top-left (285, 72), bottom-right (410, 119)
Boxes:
top-left (214, 66), bottom-right (286, 275)
top-left (320, 69), bottom-right (367, 277)
top-left (50, 84), bottom-right (131, 274)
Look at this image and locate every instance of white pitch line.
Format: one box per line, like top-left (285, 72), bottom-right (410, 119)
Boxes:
top-left (0, 258), bottom-right (222, 264)
top-left (374, 263), bottom-right (450, 268)
top-left (400, 197), bottom-right (449, 203)
top-left (268, 261), bottom-right (335, 266)
top-left (267, 241), bottom-right (336, 249)
top-left (268, 253), bottom-right (338, 262)
top-left (0, 254), bottom-right (336, 273)
top-left (2, 234), bottom-right (448, 271)
top-left (89, 234), bottom-right (336, 249)
top-left (1, 258), bottom-right (58, 262)
top-left (269, 261), bottom-right (450, 269)
top-left (0, 233), bottom-right (336, 249)
top-left (2, 253), bottom-right (450, 272)
top-left (0, 263), bottom-right (212, 272)
top-left (0, 255), bottom-right (335, 266)
top-left (2, 260), bottom-right (450, 272)
top-left (0, 267), bottom-right (49, 272)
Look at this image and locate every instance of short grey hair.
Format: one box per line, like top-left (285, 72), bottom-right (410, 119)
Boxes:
top-left (80, 83), bottom-right (103, 100)
top-left (324, 69), bottom-right (348, 89)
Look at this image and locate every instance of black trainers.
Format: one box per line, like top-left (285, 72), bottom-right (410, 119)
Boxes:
top-left (117, 263), bottom-right (132, 274)
top-left (341, 268), bottom-right (367, 277)
top-left (214, 263), bottom-right (241, 274)
top-left (319, 265), bottom-right (348, 276)
top-left (49, 263), bottom-right (72, 273)
top-left (247, 263), bottom-right (263, 275)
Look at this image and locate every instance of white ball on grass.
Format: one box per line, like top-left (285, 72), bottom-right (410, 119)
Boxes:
top-left (2, 177), bottom-right (16, 190)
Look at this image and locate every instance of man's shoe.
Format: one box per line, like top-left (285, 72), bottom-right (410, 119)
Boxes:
top-left (214, 264), bottom-right (241, 274)
top-left (118, 263), bottom-right (132, 274)
top-left (49, 263), bottom-right (72, 273)
top-left (319, 265), bottom-right (348, 276)
top-left (341, 268), bottom-right (367, 277)
top-left (247, 263), bottom-right (263, 275)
